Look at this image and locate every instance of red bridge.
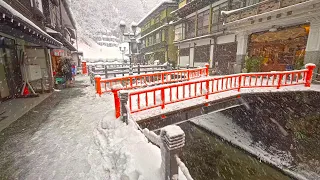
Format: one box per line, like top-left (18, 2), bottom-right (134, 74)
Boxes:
top-left (95, 64), bottom-right (316, 119)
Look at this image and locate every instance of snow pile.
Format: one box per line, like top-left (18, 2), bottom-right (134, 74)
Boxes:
top-left (94, 93), bottom-right (187, 179)
top-left (95, 109), bottom-right (161, 179)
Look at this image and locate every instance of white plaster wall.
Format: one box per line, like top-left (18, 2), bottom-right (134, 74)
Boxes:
top-left (180, 56), bottom-right (189, 66)
top-left (217, 34), bottom-right (236, 44)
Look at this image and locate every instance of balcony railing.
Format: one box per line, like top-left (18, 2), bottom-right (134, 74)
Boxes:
top-left (225, 0), bottom-right (309, 23)
top-left (141, 41), bottom-right (167, 53)
top-left (141, 17), bottom-right (173, 36)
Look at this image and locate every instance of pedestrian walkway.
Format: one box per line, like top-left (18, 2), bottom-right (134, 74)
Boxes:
top-left (0, 93), bottom-right (51, 132)
top-left (0, 76), bottom-right (114, 179)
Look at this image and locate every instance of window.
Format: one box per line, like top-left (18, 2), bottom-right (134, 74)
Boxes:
top-left (148, 36), bottom-right (153, 45)
top-left (49, 1), bottom-right (58, 28)
top-left (186, 16), bottom-right (196, 39)
top-left (197, 10), bottom-right (210, 36)
top-left (155, 15), bottom-right (160, 24)
top-left (33, 0), bottom-right (44, 13)
top-left (211, 3), bottom-right (228, 33)
top-left (179, 48), bottom-right (190, 56)
top-left (155, 32), bottom-right (160, 44)
top-left (230, 0), bottom-right (246, 10)
top-left (175, 24), bottom-right (183, 41)
top-left (194, 45), bottom-right (210, 62)
top-left (246, 0), bottom-right (262, 6)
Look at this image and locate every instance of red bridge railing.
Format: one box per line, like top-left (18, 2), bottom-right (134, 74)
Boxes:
top-left (111, 63), bottom-right (316, 118)
top-left (95, 64), bottom-right (209, 95)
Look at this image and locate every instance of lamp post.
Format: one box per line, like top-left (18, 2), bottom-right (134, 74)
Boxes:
top-left (119, 46), bottom-right (126, 63)
top-left (119, 21), bottom-right (137, 75)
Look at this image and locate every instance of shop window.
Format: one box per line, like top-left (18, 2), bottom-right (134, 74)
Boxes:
top-left (179, 48), bottom-right (190, 56)
top-left (194, 45), bottom-right (210, 62)
top-left (197, 10), bottom-right (210, 36)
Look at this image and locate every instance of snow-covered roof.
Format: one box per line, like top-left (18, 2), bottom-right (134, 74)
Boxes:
top-left (97, 41), bottom-right (118, 44)
top-left (0, 1), bottom-right (62, 46)
top-left (137, 0), bottom-right (177, 26)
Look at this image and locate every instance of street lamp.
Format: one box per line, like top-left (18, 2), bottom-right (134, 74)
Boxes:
top-left (119, 46), bottom-right (127, 63)
top-left (119, 20), bottom-right (138, 75)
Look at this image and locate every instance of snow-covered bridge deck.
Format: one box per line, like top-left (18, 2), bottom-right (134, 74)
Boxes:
top-left (111, 64), bottom-right (318, 123)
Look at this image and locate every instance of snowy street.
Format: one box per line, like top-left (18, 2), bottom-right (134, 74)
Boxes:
top-left (0, 76), bottom-right (186, 180)
top-left (0, 76), bottom-right (110, 179)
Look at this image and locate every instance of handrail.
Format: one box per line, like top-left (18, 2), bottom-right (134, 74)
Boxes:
top-left (95, 64), bottom-right (209, 95)
top-left (119, 64), bottom-right (315, 116)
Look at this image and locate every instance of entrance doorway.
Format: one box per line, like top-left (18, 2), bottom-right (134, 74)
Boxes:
top-left (215, 42), bottom-right (237, 75)
top-left (0, 36), bottom-right (21, 100)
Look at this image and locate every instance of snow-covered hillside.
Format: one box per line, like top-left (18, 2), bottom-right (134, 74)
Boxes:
top-left (68, 0), bottom-right (165, 38)
top-left (68, 0), bottom-right (169, 61)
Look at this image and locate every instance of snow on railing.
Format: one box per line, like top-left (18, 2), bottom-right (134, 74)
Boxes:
top-left (175, 155), bottom-right (194, 180)
top-left (95, 64), bottom-right (209, 96)
top-left (122, 64), bottom-right (316, 115)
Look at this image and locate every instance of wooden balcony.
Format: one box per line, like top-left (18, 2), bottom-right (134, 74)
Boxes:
top-left (141, 17), bottom-right (173, 37)
top-left (225, 0), bottom-right (309, 23)
top-left (141, 41), bottom-right (167, 54)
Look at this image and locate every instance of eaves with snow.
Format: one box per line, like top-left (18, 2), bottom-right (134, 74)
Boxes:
top-left (0, 1), bottom-right (62, 48)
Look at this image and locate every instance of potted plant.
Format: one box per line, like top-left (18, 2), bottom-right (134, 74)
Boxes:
top-left (245, 56), bottom-right (264, 72)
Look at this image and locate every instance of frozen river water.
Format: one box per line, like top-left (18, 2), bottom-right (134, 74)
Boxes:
top-left (0, 77), bottom-right (113, 179)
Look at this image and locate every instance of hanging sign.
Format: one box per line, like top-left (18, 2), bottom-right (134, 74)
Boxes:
top-left (51, 49), bottom-right (64, 57)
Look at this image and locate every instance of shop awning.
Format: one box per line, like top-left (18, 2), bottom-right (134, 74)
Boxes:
top-left (0, 1), bottom-right (62, 48)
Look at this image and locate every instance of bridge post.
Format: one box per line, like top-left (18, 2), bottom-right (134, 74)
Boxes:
top-left (160, 125), bottom-right (185, 180)
top-left (161, 88), bottom-right (165, 109)
top-left (238, 75), bottom-right (242, 92)
top-left (129, 65), bottom-right (133, 76)
top-left (305, 63), bottom-right (316, 87)
top-left (104, 65), bottom-right (108, 79)
top-left (161, 72), bottom-right (165, 84)
top-left (119, 91), bottom-right (129, 124)
top-left (205, 63), bottom-right (209, 76)
top-left (95, 75), bottom-right (102, 96)
top-left (138, 63), bottom-right (141, 75)
top-left (277, 74), bottom-right (283, 89)
top-left (92, 66), bottom-right (95, 75)
top-left (112, 89), bottom-right (121, 118)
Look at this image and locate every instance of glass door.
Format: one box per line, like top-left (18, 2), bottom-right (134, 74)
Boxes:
top-left (0, 48), bottom-right (10, 99)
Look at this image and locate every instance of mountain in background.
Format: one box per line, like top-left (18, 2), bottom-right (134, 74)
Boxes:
top-left (68, 0), bottom-right (165, 40)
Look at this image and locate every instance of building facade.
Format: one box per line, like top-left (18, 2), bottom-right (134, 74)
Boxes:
top-left (173, 0), bottom-right (238, 74)
top-left (43, 0), bottom-right (78, 72)
top-left (223, 0), bottom-right (320, 73)
top-left (0, 0), bottom-right (77, 101)
top-left (137, 1), bottom-right (178, 66)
